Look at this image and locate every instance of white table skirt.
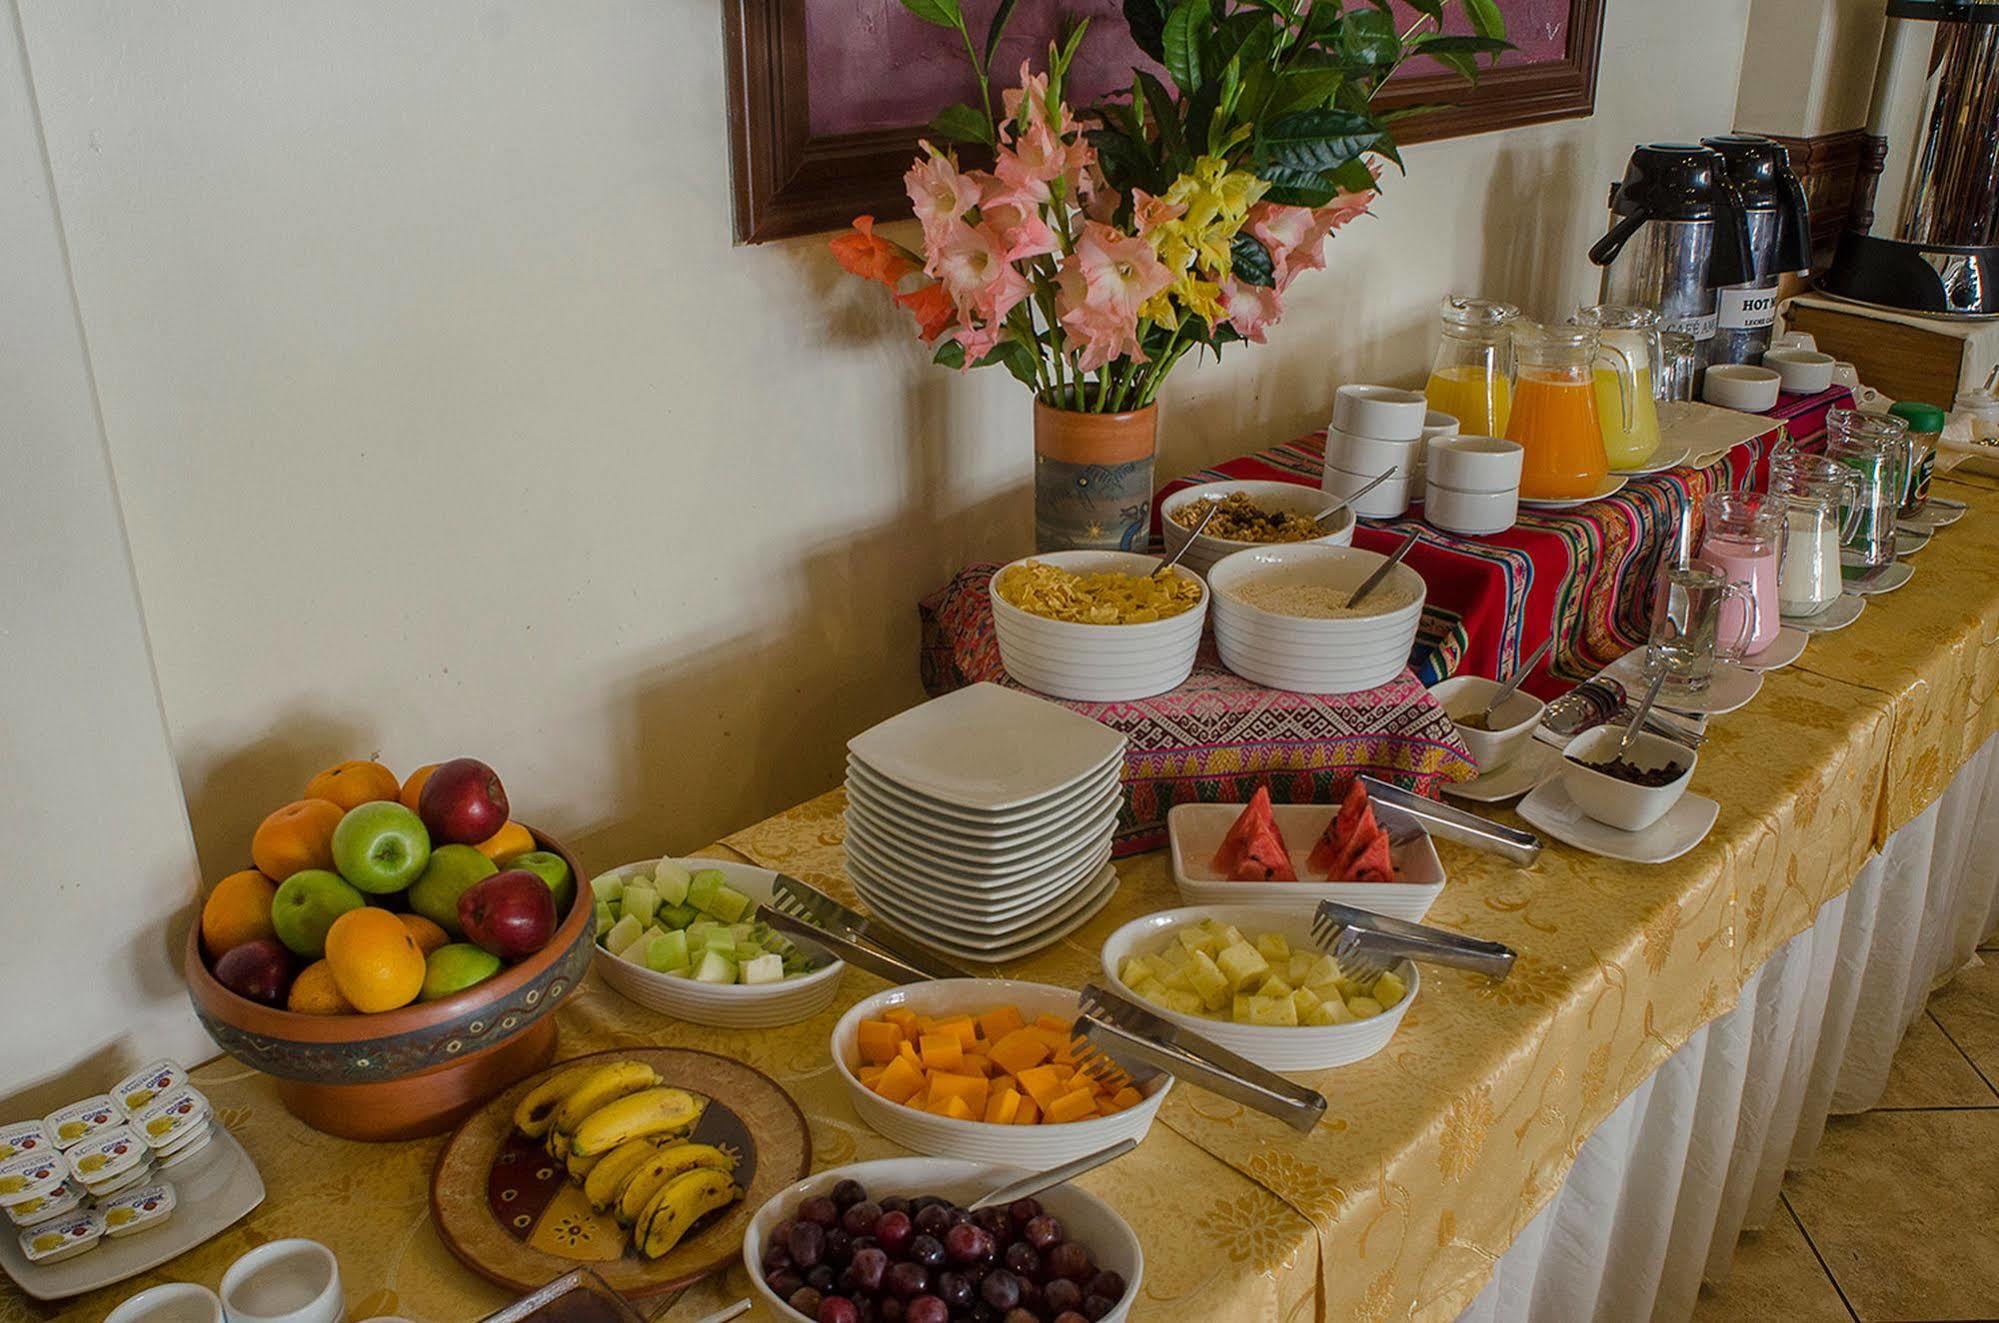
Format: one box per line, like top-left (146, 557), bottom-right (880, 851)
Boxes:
top-left (1458, 732), bottom-right (1999, 1323)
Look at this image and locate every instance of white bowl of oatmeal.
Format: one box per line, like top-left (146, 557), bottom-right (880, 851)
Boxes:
top-left (1159, 480), bottom-right (1355, 578)
top-left (1207, 544), bottom-right (1426, 693)
top-left (989, 551), bottom-right (1209, 701)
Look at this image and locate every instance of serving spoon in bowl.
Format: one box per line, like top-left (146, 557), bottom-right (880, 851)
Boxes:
top-left (1155, 498), bottom-right (1222, 576)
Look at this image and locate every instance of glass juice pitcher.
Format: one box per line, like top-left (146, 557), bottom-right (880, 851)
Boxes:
top-left (1767, 451), bottom-right (1861, 616)
top-left (1504, 321), bottom-right (1614, 500)
top-left (1822, 408), bottom-right (1909, 572)
top-left (1647, 563), bottom-right (1758, 693)
top-left (1695, 492), bottom-right (1782, 652)
top-left (1426, 296), bottom-right (1519, 436)
top-left (1572, 304), bottom-right (1664, 468)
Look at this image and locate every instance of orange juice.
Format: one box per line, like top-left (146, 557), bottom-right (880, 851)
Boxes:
top-left (1506, 370), bottom-right (1609, 499)
top-left (1426, 365), bottom-right (1511, 436)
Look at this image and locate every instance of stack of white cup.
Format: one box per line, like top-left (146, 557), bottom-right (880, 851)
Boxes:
top-left (1424, 435), bottom-right (1524, 535)
top-left (1323, 386), bottom-right (1428, 518)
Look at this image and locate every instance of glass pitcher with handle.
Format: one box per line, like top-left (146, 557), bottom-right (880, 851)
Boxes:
top-left (1572, 304), bottom-right (1664, 469)
top-left (1504, 321), bottom-right (1621, 501)
top-left (1426, 296), bottom-right (1519, 436)
top-left (1822, 408), bottom-right (1909, 573)
top-left (1767, 450), bottom-right (1862, 617)
top-left (1695, 491), bottom-right (1782, 652)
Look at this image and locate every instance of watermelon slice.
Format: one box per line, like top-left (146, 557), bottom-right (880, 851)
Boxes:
top-left (1212, 787), bottom-right (1298, 881)
top-left (1308, 780), bottom-right (1398, 882)
top-left (1345, 828), bottom-right (1396, 883)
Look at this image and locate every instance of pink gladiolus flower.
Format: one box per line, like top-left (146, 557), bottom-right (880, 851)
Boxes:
top-left (905, 144), bottom-right (984, 245)
top-left (895, 282), bottom-right (956, 342)
top-left (1068, 221), bottom-right (1173, 320)
top-left (1220, 277), bottom-right (1284, 344)
top-left (995, 119), bottom-right (1093, 205)
top-left (1131, 189), bottom-right (1187, 238)
top-left (977, 179), bottom-right (1060, 262)
top-left (928, 220), bottom-right (1031, 327)
top-left (1002, 64), bottom-right (1053, 130)
top-left (1248, 203), bottom-right (1315, 268)
top-left (950, 318), bottom-right (1006, 366)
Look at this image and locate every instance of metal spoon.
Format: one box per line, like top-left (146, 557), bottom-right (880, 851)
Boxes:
top-left (965, 1137), bottom-right (1138, 1212)
top-left (1156, 498), bottom-right (1221, 576)
top-left (1347, 529), bottom-right (1421, 609)
top-left (1618, 667), bottom-right (1669, 755)
top-left (690, 1303), bottom-right (752, 1323)
top-left (1319, 467), bottom-right (1398, 523)
top-left (1478, 636), bottom-right (1555, 724)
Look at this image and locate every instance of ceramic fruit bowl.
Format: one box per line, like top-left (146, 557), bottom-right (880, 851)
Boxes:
top-left (184, 826), bottom-right (592, 1142)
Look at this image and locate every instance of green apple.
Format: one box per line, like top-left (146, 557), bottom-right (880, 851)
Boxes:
top-left (271, 869), bottom-right (366, 957)
top-left (420, 942), bottom-right (503, 1001)
top-left (330, 801), bottom-right (431, 894)
top-left (407, 844), bottom-right (497, 936)
top-left (508, 850), bottom-right (574, 913)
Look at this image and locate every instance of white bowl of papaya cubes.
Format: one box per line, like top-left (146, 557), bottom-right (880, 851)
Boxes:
top-left (1100, 905), bottom-right (1417, 1072)
top-left (832, 980), bottom-right (1172, 1165)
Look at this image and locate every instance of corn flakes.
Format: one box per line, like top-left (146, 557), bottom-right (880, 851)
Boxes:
top-left (995, 561), bottom-right (1202, 625)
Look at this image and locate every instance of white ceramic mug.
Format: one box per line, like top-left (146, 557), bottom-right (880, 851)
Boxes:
top-left (1762, 348), bottom-right (1836, 394)
top-left (107, 1283), bottom-right (224, 1323)
top-left (1703, 365), bottom-right (1782, 413)
top-left (1424, 481), bottom-right (1518, 536)
top-left (1331, 384), bottom-right (1428, 441)
top-left (220, 1239), bottom-right (343, 1323)
top-left (1323, 426), bottom-right (1421, 479)
top-left (1426, 435), bottom-right (1523, 493)
top-left (1322, 464), bottom-right (1412, 519)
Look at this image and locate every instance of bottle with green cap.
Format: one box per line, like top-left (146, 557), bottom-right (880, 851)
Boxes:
top-left (1887, 399), bottom-right (1945, 516)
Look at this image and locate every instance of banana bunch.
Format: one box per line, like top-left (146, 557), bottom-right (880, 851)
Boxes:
top-left (512, 1059), bottom-right (743, 1260)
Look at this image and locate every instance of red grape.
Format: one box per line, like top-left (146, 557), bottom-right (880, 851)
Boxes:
top-left (885, 1260), bottom-right (930, 1301)
top-left (908, 1233), bottom-right (945, 1269)
top-left (1047, 1240), bottom-right (1094, 1282)
top-left (847, 1247), bottom-right (889, 1295)
top-left (1023, 1215), bottom-right (1064, 1250)
top-left (980, 1269), bottom-right (1022, 1311)
top-left (1002, 1312), bottom-right (1037, 1323)
top-left (913, 1203), bottom-right (952, 1236)
top-left (903, 1298), bottom-right (947, 1323)
top-left (817, 1296), bottom-right (859, 1323)
top-left (1053, 1313), bottom-right (1090, 1323)
top-left (788, 1287), bottom-right (823, 1316)
top-left (1082, 1293), bottom-right (1118, 1321)
top-left (875, 1210), bottom-right (914, 1255)
top-left (944, 1222), bottom-right (993, 1265)
top-left (1044, 1277), bottom-right (1084, 1313)
top-left (832, 1179), bottom-right (868, 1208)
top-left (800, 1195), bottom-right (841, 1228)
top-left (843, 1201), bottom-right (883, 1237)
top-left (788, 1221), bottom-right (827, 1269)
top-left (1087, 1269), bottom-right (1127, 1302)
top-left (1008, 1197), bottom-right (1041, 1228)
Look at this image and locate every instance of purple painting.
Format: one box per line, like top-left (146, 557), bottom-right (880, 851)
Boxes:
top-left (806, 1), bottom-right (1573, 139)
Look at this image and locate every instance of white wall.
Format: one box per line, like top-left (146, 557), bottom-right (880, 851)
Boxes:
top-left (1, 0), bottom-right (1753, 1086)
top-left (1734, 0), bottom-right (1887, 136)
top-left (0, 0), bottom-right (210, 1107)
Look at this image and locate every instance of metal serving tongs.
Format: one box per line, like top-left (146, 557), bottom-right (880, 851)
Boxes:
top-left (765, 874), bottom-right (975, 984)
top-left (1072, 984), bottom-right (1328, 1133)
top-left (1357, 774), bottom-right (1542, 866)
top-left (1310, 900), bottom-right (1517, 985)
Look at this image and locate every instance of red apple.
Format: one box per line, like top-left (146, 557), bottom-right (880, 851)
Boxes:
top-left (458, 869), bottom-right (556, 960)
top-left (213, 937), bottom-right (294, 1006)
top-left (418, 758), bottom-right (509, 845)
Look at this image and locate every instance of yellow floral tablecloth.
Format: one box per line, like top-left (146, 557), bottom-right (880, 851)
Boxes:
top-left (8, 482), bottom-right (1996, 1323)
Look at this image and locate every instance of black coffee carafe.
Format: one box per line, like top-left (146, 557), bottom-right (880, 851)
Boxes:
top-left (1701, 134), bottom-right (1812, 365)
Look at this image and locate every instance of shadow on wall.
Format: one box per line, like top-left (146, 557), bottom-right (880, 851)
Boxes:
top-left (1481, 136), bottom-right (1594, 322)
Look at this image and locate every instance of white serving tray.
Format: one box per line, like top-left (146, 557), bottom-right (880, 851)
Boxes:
top-left (1166, 801), bottom-right (1446, 921)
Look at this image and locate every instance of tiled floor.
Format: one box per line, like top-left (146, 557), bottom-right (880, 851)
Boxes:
top-left (1691, 941), bottom-right (1999, 1323)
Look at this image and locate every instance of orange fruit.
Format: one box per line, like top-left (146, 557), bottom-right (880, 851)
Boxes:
top-left (305, 760), bottom-right (400, 811)
top-left (398, 913), bottom-right (451, 956)
top-left (200, 869), bottom-right (279, 957)
top-left (473, 820), bottom-right (536, 863)
top-left (286, 960), bottom-right (355, 1015)
top-left (323, 908), bottom-right (426, 1013)
top-left (399, 763), bottom-right (439, 812)
top-left (250, 799), bottom-right (346, 881)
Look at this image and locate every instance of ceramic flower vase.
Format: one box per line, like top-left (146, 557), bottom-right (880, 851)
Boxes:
top-left (1033, 401), bottom-right (1159, 552)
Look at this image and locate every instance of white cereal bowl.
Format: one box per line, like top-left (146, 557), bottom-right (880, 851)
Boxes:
top-left (990, 550), bottom-right (1207, 701)
top-left (830, 980), bottom-right (1171, 1164)
top-left (591, 858), bottom-right (846, 1028)
top-left (1427, 435), bottom-right (1524, 492)
top-left (1100, 905), bottom-right (1419, 1072)
top-left (1558, 726), bottom-right (1697, 832)
top-left (1703, 364), bottom-right (1783, 413)
top-left (1332, 384), bottom-right (1429, 441)
top-left (1323, 427), bottom-right (1424, 480)
top-left (1424, 481), bottom-right (1520, 536)
top-left (1321, 462), bottom-right (1413, 519)
top-left (1763, 348), bottom-right (1836, 394)
top-left (745, 1156), bottom-right (1144, 1323)
top-left (1208, 544), bottom-right (1425, 693)
top-left (1158, 479), bottom-right (1355, 579)
top-left (1429, 675), bottom-right (1547, 773)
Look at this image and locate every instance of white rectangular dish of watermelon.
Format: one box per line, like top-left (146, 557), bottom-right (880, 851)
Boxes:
top-left (1166, 782), bottom-right (1447, 921)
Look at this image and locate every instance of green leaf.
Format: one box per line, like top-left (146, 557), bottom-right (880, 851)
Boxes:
top-left (983, 0), bottom-right (1018, 64)
top-left (1405, 0), bottom-right (1444, 18)
top-left (934, 334), bottom-right (1039, 389)
top-left (1428, 49), bottom-right (1478, 83)
top-left (1086, 126), bottom-right (1164, 194)
top-left (1464, 0), bottom-right (1507, 41)
top-left (1328, 156), bottom-right (1376, 193)
top-left (1266, 66), bottom-right (1344, 118)
top-left (930, 102), bottom-right (996, 147)
top-left (1411, 34), bottom-right (1513, 58)
top-left (899, 0), bottom-right (963, 30)
top-left (1122, 0), bottom-right (1170, 61)
top-left (1230, 233), bottom-right (1276, 287)
top-left (1340, 8), bottom-right (1399, 67)
top-left (1162, 0), bottom-right (1210, 94)
top-left (1253, 162), bottom-right (1337, 207)
top-left (1263, 107), bottom-right (1380, 173)
top-left (1135, 71), bottom-right (1188, 167)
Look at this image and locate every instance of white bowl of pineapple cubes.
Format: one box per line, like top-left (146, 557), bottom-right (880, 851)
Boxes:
top-left (1099, 905), bottom-right (1417, 1073)
top-left (593, 857), bottom-right (846, 1028)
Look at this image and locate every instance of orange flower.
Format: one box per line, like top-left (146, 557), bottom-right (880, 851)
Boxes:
top-left (830, 216), bottom-right (918, 288)
top-left (894, 282), bottom-right (956, 342)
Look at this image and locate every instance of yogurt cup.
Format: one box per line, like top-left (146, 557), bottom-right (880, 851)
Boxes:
top-left (0, 1121), bottom-right (52, 1163)
top-left (19, 1209), bottom-right (103, 1264)
top-left (44, 1096), bottom-right (120, 1150)
top-left (68, 1126), bottom-right (148, 1187)
top-left (0, 1151), bottom-right (67, 1206)
top-left (112, 1061), bottom-right (187, 1120)
top-left (3, 1180), bottom-right (83, 1228)
top-left (101, 1183), bottom-right (177, 1238)
top-left (135, 1087), bottom-right (210, 1151)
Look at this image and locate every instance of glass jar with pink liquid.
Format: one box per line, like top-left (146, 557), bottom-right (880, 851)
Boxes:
top-left (1695, 492), bottom-right (1783, 653)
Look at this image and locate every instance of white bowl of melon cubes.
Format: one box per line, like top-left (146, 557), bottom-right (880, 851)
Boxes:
top-left (1100, 905), bottom-right (1417, 1072)
top-left (592, 857), bottom-right (844, 1028)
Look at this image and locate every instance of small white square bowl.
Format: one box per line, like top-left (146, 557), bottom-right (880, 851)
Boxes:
top-left (1558, 726), bottom-right (1697, 832)
top-left (1429, 675), bottom-right (1548, 774)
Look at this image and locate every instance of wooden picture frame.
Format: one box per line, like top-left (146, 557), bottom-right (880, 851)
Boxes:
top-left (724, 1), bottom-right (1607, 245)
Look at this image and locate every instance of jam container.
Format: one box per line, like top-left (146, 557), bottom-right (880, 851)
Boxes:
top-left (0, 1151), bottom-right (66, 1206)
top-left (135, 1087), bottom-right (211, 1152)
top-left (112, 1060), bottom-right (187, 1120)
top-left (0, 1121), bottom-right (51, 1163)
top-left (67, 1126), bottom-right (149, 1189)
top-left (2, 1180), bottom-right (82, 1228)
top-left (18, 1209), bottom-right (103, 1264)
top-left (100, 1183), bottom-right (176, 1238)
top-left (43, 1096), bottom-right (120, 1151)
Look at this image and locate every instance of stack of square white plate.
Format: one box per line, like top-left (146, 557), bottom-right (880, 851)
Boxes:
top-left (843, 683), bottom-right (1127, 962)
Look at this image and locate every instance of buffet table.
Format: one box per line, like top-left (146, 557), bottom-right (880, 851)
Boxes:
top-left (8, 476), bottom-right (1997, 1323)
